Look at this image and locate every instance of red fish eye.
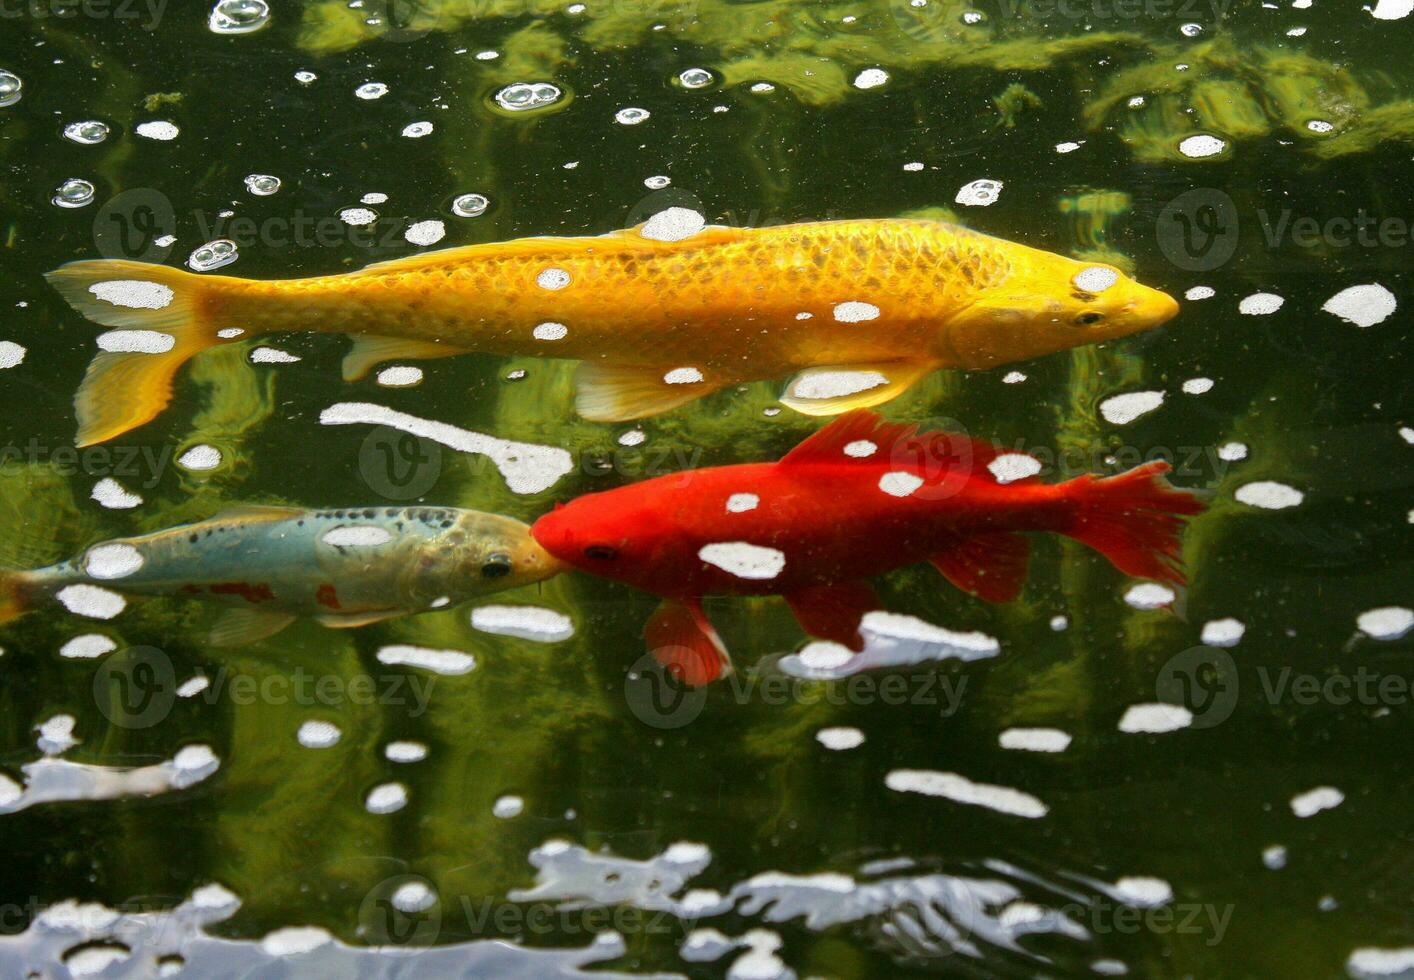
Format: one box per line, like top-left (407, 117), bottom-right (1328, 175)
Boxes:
top-left (584, 545), bottom-right (618, 561)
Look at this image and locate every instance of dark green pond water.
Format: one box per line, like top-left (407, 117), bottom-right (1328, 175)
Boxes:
top-left (0, 1), bottom-right (1411, 977)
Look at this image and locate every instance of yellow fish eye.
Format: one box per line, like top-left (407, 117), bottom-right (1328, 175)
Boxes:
top-left (1075, 311), bottom-right (1105, 326)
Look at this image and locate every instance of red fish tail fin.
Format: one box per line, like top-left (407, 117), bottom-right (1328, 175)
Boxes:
top-left (0, 570), bottom-right (37, 625)
top-left (45, 260), bottom-right (230, 446)
top-left (1061, 461), bottom-right (1206, 586)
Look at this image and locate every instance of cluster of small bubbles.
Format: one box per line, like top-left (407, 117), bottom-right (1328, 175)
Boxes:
top-left (644, 175), bottom-right (670, 189)
top-left (615, 107), bottom-right (650, 125)
top-left (677, 68), bottom-right (714, 89)
top-left (339, 207), bottom-right (378, 226)
top-left (356, 82), bottom-right (389, 101)
top-left (63, 120), bottom-right (110, 145)
top-left (1307, 119), bottom-right (1334, 134)
top-left (961, 9), bottom-right (985, 23)
top-left (53, 178), bottom-right (96, 209)
top-left (451, 193), bottom-right (490, 217)
top-left (188, 240), bottom-right (239, 272)
top-left (294, 70), bottom-right (317, 85)
top-left (495, 81), bottom-right (561, 112)
top-left (244, 174), bottom-right (281, 196)
top-left (0, 70), bottom-right (21, 108)
top-left (1180, 22), bottom-right (1202, 36)
top-left (208, 0), bottom-right (270, 35)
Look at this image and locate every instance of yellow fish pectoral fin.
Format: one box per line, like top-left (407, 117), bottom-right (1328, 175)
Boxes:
top-left (209, 608), bottom-right (297, 646)
top-left (779, 362), bottom-right (937, 416)
top-left (574, 363), bottom-right (724, 421)
top-left (342, 335), bottom-right (469, 382)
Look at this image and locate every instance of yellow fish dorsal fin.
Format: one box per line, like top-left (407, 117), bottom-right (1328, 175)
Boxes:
top-left (574, 363), bottom-right (723, 421)
top-left (342, 334), bottom-right (469, 381)
top-left (353, 223), bottom-right (744, 277)
top-left (779, 362), bottom-right (936, 416)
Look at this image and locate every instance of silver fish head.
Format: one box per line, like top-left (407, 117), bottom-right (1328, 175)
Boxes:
top-left (436, 511), bottom-right (566, 599)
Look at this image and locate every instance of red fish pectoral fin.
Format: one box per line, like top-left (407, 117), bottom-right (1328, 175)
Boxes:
top-left (930, 532), bottom-right (1032, 603)
top-left (644, 598), bottom-right (733, 686)
top-left (783, 582), bottom-right (880, 651)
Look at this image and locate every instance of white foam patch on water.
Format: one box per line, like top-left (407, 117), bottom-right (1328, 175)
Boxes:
top-left (798, 643), bottom-right (853, 671)
top-left (494, 795), bottom-right (525, 818)
top-left (340, 207), bottom-right (377, 226)
top-left (1239, 292), bottom-right (1284, 315)
top-left (833, 300), bottom-right (881, 322)
top-left (1263, 845), bottom-right (1287, 870)
top-left (988, 453), bottom-right (1041, 484)
top-left (366, 782), bottom-right (408, 814)
top-left (402, 121), bottom-right (434, 138)
top-left (321, 525), bottom-right (392, 547)
top-left (392, 881), bottom-right (437, 913)
top-left (0, 340), bottom-right (23, 369)
top-left (1368, 0), bottom-right (1412, 19)
top-left (1357, 606), bottom-right (1413, 640)
top-left (1201, 617), bottom-right (1246, 647)
top-left (816, 727), bottom-right (865, 750)
top-left (1112, 877), bottom-right (1173, 908)
top-left (1073, 266), bottom-right (1119, 293)
top-left (91, 477), bottom-right (142, 509)
top-left (65, 944), bottom-right (129, 976)
top-left (1178, 133), bottom-right (1225, 157)
top-left (1003, 370), bottom-right (1027, 383)
top-left (177, 675), bottom-right (209, 697)
top-left (853, 68), bottom-right (888, 89)
top-left (178, 445), bottom-right (222, 471)
top-left (0, 744), bottom-right (220, 814)
top-left (1186, 285), bottom-right (1215, 300)
top-left (618, 428), bottom-right (646, 446)
top-left (1348, 948), bottom-right (1414, 978)
top-left (532, 321), bottom-right (568, 342)
top-left (320, 402), bottom-right (573, 494)
top-left (1124, 583), bottom-right (1174, 609)
top-left (37, 715), bottom-right (78, 755)
top-left (385, 740), bottom-right (427, 763)
top-left (1118, 703), bottom-right (1192, 733)
top-left (60, 634), bottom-right (116, 660)
top-left (1218, 442), bottom-right (1248, 462)
top-left (725, 493), bottom-right (759, 513)
top-left (89, 280), bottom-right (173, 310)
top-left (885, 769), bottom-right (1048, 818)
top-left (376, 365), bottom-right (423, 387)
top-left (260, 926), bottom-right (332, 956)
top-left (470, 605), bottom-right (574, 642)
top-left (790, 370), bottom-right (888, 400)
top-left (878, 471), bottom-right (924, 497)
top-left (640, 207), bottom-right (706, 242)
top-left (844, 439), bottom-right (876, 457)
top-left (1235, 481), bottom-right (1303, 509)
top-left (84, 543), bottom-right (143, 579)
top-left (217, 327), bottom-right (245, 338)
top-left (664, 366), bottom-right (704, 384)
top-left (57, 584), bottom-right (125, 619)
top-left (250, 346), bottom-right (300, 363)
top-left (97, 329), bottom-right (175, 353)
top-left (296, 721), bottom-right (341, 748)
top-left (1290, 785), bottom-right (1343, 817)
top-left (1100, 390), bottom-right (1164, 425)
top-left (698, 542), bottom-right (786, 580)
top-left (1182, 377), bottom-right (1214, 395)
top-left (955, 178), bottom-right (1003, 206)
top-left (405, 220), bottom-right (446, 246)
top-left (998, 728), bottom-right (1071, 753)
top-left (135, 120), bottom-right (179, 140)
top-left (1055, 140), bottom-right (1083, 153)
top-left (1321, 283), bottom-right (1396, 327)
top-left (376, 644), bottom-right (475, 675)
top-left (536, 267), bottom-right (570, 290)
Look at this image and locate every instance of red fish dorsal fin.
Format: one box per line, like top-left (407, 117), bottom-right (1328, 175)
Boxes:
top-left (779, 410), bottom-right (1033, 484)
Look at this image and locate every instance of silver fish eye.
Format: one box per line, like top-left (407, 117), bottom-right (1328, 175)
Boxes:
top-left (481, 553), bottom-right (512, 578)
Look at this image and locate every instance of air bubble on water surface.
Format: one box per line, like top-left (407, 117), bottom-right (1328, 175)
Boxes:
top-left (533, 322), bottom-right (568, 341)
top-left (392, 881), bottom-right (437, 913)
top-left (677, 68), bottom-right (714, 89)
top-left (97, 329), bottom-right (174, 354)
top-left (1234, 481), bottom-right (1303, 509)
top-left (356, 82), bottom-right (389, 100)
top-left (294, 70), bottom-right (317, 85)
top-left (188, 239), bottom-right (238, 271)
top-left (854, 68), bottom-right (888, 89)
top-left (644, 175), bottom-right (670, 189)
top-left (493, 795), bottom-right (524, 818)
top-left (537, 267), bottom-right (570, 290)
top-left (404, 220), bottom-right (445, 246)
top-left (1238, 292), bottom-right (1284, 315)
top-left (386, 741), bottom-right (428, 763)
top-left (664, 367), bottom-right (703, 384)
top-left (955, 178), bottom-right (1002, 206)
top-left (1182, 377), bottom-right (1213, 395)
top-left (1180, 22), bottom-right (1202, 35)
top-left (1217, 442), bottom-right (1247, 461)
top-left (402, 121), bottom-right (434, 138)
top-left (962, 9), bottom-right (985, 23)
top-left (1307, 119), bottom-right (1334, 134)
top-left (495, 82), bottom-right (562, 112)
top-left (1185, 285), bottom-right (1215, 300)
top-left (53, 179), bottom-right (96, 209)
top-left (1099, 390), bottom-right (1164, 425)
top-left (63, 120), bottom-right (109, 145)
top-left (209, 0), bottom-right (270, 35)
top-left (339, 207), bottom-right (377, 227)
top-left (1321, 283), bottom-right (1396, 327)
top-left (244, 174), bottom-right (280, 196)
top-left (135, 121), bottom-right (179, 140)
top-left (470, 605), bottom-right (574, 642)
top-left (297, 721), bottom-right (341, 748)
top-left (817, 727), bottom-right (865, 750)
top-left (615, 107), bottom-right (650, 125)
top-left (0, 70), bottom-right (21, 107)
top-left (1178, 134), bottom-right (1226, 158)
top-left (366, 782), bottom-right (409, 814)
top-left (178, 444), bottom-right (222, 471)
top-left (377, 365), bottom-right (423, 387)
top-left (92, 478), bottom-right (141, 509)
top-left (451, 193), bottom-right (489, 217)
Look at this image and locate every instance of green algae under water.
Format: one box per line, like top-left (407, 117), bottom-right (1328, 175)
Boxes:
top-left (0, 1), bottom-right (1410, 977)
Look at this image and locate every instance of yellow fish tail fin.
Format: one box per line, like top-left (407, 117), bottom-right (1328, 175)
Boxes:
top-left (45, 260), bottom-right (224, 446)
top-left (0, 570), bottom-right (36, 625)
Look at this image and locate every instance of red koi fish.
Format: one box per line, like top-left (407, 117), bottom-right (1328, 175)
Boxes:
top-left (531, 411), bottom-right (1205, 685)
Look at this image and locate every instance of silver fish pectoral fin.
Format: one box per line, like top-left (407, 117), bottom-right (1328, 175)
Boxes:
top-left (210, 608), bottom-right (297, 646)
top-left (314, 609), bottom-right (406, 629)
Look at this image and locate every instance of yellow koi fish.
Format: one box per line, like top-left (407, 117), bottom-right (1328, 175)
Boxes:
top-left (47, 216), bottom-right (1179, 446)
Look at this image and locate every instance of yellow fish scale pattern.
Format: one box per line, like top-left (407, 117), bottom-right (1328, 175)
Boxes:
top-left (214, 219), bottom-right (1014, 376)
